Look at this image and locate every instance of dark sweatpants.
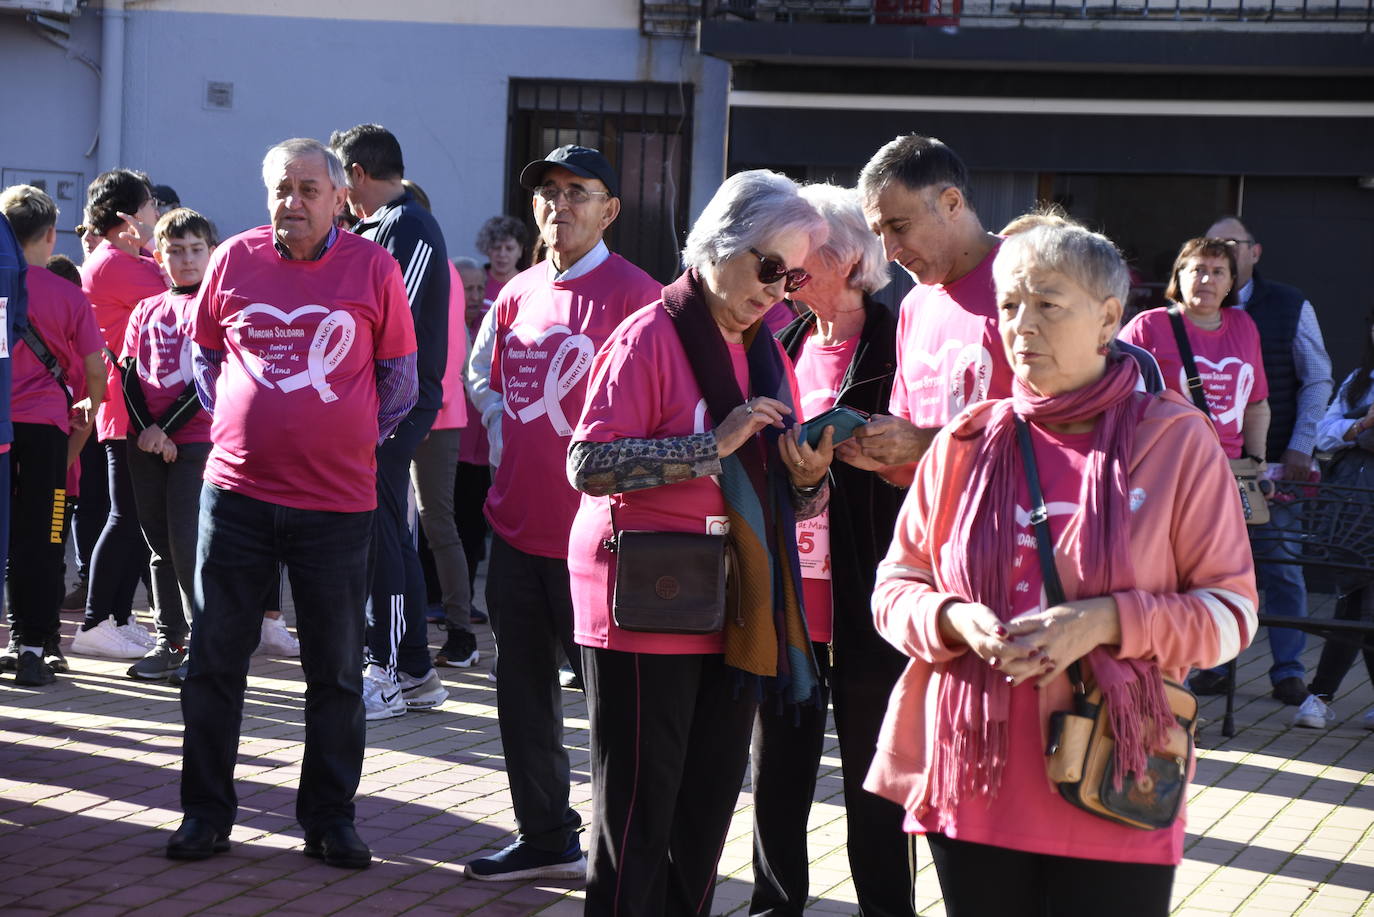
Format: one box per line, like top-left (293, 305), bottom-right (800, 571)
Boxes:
top-left (583, 647), bottom-right (757, 917)
top-left (486, 534), bottom-right (582, 853)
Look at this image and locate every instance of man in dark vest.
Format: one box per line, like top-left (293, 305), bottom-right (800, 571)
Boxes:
top-left (1189, 216), bottom-right (1333, 710)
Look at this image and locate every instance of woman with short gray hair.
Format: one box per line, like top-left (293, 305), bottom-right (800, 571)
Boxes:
top-left (566, 169), bottom-right (831, 916)
top-left (755, 183), bottom-right (914, 917)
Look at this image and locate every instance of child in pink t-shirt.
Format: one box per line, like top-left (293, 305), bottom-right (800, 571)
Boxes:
top-left (118, 209), bottom-right (216, 679)
top-left (0, 184), bottom-right (106, 683)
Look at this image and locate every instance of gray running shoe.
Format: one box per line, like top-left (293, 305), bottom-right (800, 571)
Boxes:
top-left (128, 639), bottom-right (188, 681)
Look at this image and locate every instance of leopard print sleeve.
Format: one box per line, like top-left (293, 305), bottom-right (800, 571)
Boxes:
top-left (568, 434), bottom-right (723, 497)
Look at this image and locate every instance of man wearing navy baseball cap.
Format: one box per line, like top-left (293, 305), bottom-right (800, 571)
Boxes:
top-left (463, 144), bottom-right (661, 881)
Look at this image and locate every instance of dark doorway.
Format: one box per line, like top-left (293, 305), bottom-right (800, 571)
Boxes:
top-left (1046, 173), bottom-right (1239, 317)
top-left (507, 79), bottom-right (694, 284)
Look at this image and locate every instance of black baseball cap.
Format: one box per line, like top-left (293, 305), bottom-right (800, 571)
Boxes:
top-left (519, 145), bottom-right (619, 199)
top-left (152, 184), bottom-right (180, 209)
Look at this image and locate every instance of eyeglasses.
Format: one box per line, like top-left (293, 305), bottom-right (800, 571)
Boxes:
top-left (535, 185), bottom-right (611, 205)
top-left (749, 248), bottom-right (810, 293)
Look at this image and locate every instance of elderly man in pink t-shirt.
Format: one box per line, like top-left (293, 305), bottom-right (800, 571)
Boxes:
top-left (166, 138), bottom-right (417, 870)
top-left (463, 145), bottom-right (661, 881)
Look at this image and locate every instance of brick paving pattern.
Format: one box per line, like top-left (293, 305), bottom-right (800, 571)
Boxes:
top-left (2, 588), bottom-right (1371, 916)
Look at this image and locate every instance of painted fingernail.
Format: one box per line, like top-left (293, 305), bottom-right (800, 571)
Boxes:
top-left (1027, 649), bottom-right (1042, 659)
top-left (994, 626), bottom-right (1008, 637)
top-left (989, 657), bottom-right (1001, 669)
top-left (1004, 676), bottom-right (1015, 685)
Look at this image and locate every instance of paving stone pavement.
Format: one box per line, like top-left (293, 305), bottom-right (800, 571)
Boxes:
top-left (2, 589), bottom-right (1371, 916)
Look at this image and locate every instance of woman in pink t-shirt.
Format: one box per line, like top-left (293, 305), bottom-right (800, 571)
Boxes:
top-left (567, 171), bottom-right (833, 917)
top-left (871, 222), bottom-right (1257, 915)
top-left (1119, 237), bottom-right (1270, 460)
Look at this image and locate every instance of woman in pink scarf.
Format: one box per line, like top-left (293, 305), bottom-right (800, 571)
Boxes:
top-left (869, 221), bottom-right (1259, 916)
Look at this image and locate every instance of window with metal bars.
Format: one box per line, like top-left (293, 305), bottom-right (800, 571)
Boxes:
top-left (506, 78), bottom-right (694, 284)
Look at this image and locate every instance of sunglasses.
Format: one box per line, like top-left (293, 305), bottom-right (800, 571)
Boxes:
top-left (749, 248), bottom-right (810, 293)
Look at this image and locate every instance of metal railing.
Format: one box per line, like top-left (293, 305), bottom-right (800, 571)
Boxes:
top-left (703, 0), bottom-right (1374, 24)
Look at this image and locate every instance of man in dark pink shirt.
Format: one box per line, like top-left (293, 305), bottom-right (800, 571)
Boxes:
top-left (166, 138), bottom-right (418, 869)
top-left (464, 146), bottom-right (661, 881)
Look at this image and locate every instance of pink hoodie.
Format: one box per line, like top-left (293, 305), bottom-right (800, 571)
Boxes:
top-left (867, 391), bottom-right (1258, 863)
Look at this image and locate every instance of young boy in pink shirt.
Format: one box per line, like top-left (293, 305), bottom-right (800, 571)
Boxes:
top-left (0, 185), bottom-right (107, 686)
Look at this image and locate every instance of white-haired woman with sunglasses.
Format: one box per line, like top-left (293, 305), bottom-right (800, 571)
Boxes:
top-left (566, 170), bottom-right (832, 916)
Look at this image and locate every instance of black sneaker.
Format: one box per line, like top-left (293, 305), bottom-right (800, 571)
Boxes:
top-left (434, 630), bottom-right (479, 668)
top-left (15, 650), bottom-right (56, 687)
top-left (43, 636), bottom-right (69, 674)
top-left (463, 837), bottom-right (586, 882)
top-left (1271, 676), bottom-right (1309, 706)
top-left (1188, 669), bottom-right (1232, 696)
top-left (559, 665), bottom-right (582, 691)
top-left (167, 659), bottom-right (191, 686)
top-left (0, 634), bottom-right (18, 672)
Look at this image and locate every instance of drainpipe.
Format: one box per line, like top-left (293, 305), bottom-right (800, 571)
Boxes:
top-left (97, 0), bottom-right (126, 172)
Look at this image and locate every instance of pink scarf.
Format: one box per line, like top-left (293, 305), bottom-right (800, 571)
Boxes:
top-left (927, 355), bottom-right (1176, 819)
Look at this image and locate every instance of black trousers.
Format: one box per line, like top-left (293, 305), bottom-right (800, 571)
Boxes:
top-left (453, 461), bottom-right (491, 593)
top-left (583, 647), bottom-right (758, 917)
top-left (365, 408), bottom-right (435, 679)
top-left (1310, 586), bottom-right (1374, 699)
top-left (84, 440), bottom-right (149, 626)
top-left (71, 433), bottom-right (108, 582)
top-left (749, 641), bottom-right (916, 917)
top-left (749, 643), bottom-right (831, 917)
top-left (925, 833), bottom-right (1174, 917)
top-left (486, 534), bottom-right (582, 852)
top-left (7, 423), bottom-right (69, 645)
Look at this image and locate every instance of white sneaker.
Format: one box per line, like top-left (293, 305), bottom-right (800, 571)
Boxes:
top-left (71, 618), bottom-right (148, 659)
top-left (118, 617), bottom-right (156, 650)
top-left (256, 617), bottom-right (300, 657)
top-left (362, 665), bottom-right (406, 720)
top-left (1292, 694), bottom-right (1335, 729)
top-left (396, 668), bottom-right (448, 709)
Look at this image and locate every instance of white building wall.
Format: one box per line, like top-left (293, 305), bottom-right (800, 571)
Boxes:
top-left (1, 4), bottom-right (728, 266)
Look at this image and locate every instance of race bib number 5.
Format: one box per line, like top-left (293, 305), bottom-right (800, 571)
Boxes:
top-left (797, 511), bottom-right (831, 581)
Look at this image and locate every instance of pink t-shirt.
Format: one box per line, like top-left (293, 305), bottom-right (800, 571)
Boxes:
top-left (911, 423), bottom-right (1180, 865)
top-left (121, 290), bottom-right (213, 445)
top-left (791, 333), bottom-right (860, 643)
top-left (432, 261), bottom-right (469, 431)
top-left (889, 244), bottom-right (1013, 429)
top-left (483, 272), bottom-right (506, 311)
top-left (484, 254), bottom-right (661, 558)
top-left (1119, 307), bottom-right (1268, 459)
top-left (570, 301), bottom-right (765, 654)
top-left (81, 240), bottom-right (167, 441)
top-left (191, 226), bottom-right (416, 512)
top-left (12, 266), bottom-right (103, 434)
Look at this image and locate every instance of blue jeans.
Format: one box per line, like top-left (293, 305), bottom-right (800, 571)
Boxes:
top-left (1212, 504), bottom-right (1308, 684)
top-left (180, 483), bottom-right (373, 835)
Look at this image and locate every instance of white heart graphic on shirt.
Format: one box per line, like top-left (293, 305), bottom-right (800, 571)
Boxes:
top-left (908, 340), bottom-right (961, 372)
top-left (141, 318), bottom-right (194, 387)
top-left (1176, 356), bottom-right (1255, 428)
top-left (226, 303), bottom-right (355, 403)
top-left (802, 388), bottom-right (840, 412)
top-left (502, 322), bottom-right (594, 435)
